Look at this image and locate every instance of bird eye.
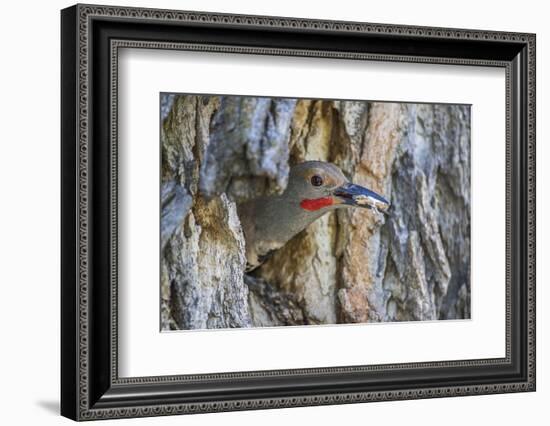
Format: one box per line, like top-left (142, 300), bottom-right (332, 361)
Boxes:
top-left (311, 175), bottom-right (323, 187)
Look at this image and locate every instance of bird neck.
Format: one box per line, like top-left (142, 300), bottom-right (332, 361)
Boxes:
top-left (255, 195), bottom-right (327, 247)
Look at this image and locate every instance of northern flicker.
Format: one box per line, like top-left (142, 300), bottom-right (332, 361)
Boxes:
top-left (237, 161), bottom-right (390, 271)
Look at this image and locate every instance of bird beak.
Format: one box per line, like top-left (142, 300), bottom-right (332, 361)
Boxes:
top-left (333, 182), bottom-right (391, 213)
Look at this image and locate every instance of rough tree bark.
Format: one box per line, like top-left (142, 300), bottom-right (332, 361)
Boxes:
top-left (161, 94), bottom-right (470, 330)
top-left (161, 95), bottom-right (249, 330)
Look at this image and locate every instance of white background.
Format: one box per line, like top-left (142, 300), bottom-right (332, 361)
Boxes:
top-left (119, 50), bottom-right (505, 377)
top-left (0, 0), bottom-right (547, 425)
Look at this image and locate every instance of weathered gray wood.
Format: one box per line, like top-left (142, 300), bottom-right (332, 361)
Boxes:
top-left (199, 96), bottom-right (297, 203)
top-left (161, 95), bottom-right (252, 330)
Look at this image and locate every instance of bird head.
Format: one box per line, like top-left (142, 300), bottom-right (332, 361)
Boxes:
top-left (286, 161), bottom-right (390, 214)
top-left (237, 160), bottom-right (390, 270)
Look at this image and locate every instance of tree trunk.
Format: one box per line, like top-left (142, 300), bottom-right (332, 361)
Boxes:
top-left (161, 95), bottom-right (470, 330)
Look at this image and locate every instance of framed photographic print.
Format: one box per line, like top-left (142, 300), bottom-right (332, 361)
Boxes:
top-left (61, 3), bottom-right (536, 421)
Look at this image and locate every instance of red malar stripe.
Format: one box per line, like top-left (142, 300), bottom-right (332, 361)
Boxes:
top-left (300, 197), bottom-right (334, 211)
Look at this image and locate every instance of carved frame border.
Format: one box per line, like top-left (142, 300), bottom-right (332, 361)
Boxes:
top-left (61, 3), bottom-right (536, 421)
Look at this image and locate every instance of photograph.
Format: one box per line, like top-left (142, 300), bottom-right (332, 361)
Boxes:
top-left (160, 93), bottom-right (471, 331)
top-left (56, 2), bottom-right (536, 421)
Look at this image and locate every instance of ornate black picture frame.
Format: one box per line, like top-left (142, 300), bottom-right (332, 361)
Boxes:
top-left (61, 3), bottom-right (536, 421)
